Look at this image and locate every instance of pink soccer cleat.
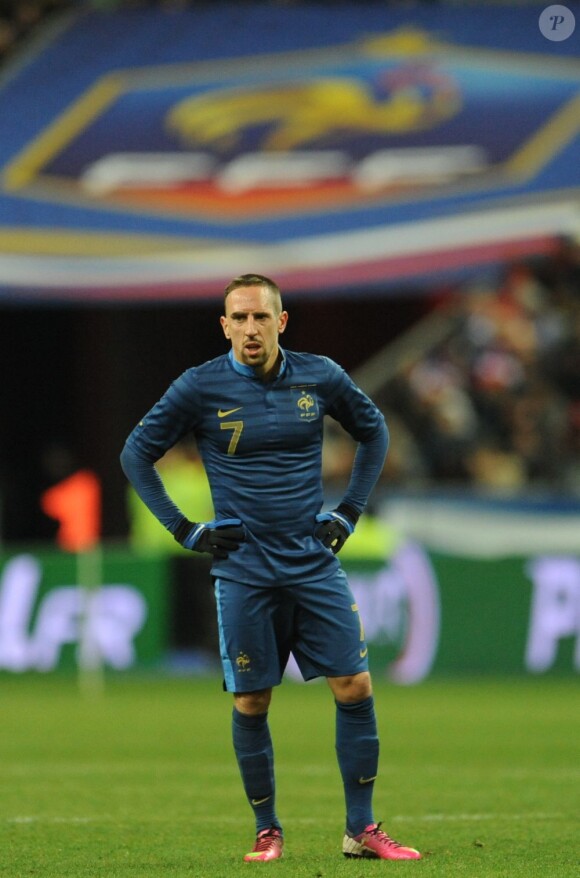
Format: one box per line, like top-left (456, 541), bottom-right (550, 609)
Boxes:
top-left (343, 822), bottom-right (421, 860)
top-left (243, 826), bottom-right (284, 862)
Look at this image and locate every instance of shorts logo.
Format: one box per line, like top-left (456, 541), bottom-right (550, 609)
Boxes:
top-left (236, 652), bottom-right (251, 672)
top-left (291, 386), bottom-right (319, 421)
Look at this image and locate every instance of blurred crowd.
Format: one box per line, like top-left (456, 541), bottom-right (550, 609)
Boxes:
top-left (321, 238), bottom-right (580, 499)
top-left (377, 238), bottom-right (580, 495)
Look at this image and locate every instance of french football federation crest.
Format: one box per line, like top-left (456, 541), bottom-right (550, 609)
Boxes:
top-left (1, 12), bottom-right (578, 299)
top-left (236, 652), bottom-right (251, 672)
top-left (6, 25), bottom-right (577, 222)
top-left (291, 387), bottom-right (319, 420)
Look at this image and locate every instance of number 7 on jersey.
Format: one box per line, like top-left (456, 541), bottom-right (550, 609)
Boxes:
top-left (220, 420), bottom-right (244, 454)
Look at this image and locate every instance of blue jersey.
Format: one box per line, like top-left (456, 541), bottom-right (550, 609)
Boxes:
top-left (122, 348), bottom-right (388, 586)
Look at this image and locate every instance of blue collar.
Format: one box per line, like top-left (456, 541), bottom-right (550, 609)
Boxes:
top-left (228, 348), bottom-right (287, 380)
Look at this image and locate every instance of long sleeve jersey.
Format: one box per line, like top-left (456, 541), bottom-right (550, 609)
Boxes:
top-left (121, 348), bottom-right (388, 586)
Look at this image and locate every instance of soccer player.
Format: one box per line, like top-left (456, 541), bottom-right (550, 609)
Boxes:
top-left (120, 274), bottom-right (421, 862)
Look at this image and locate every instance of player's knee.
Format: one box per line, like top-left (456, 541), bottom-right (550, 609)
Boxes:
top-left (328, 671), bottom-right (372, 703)
top-left (234, 688), bottom-right (272, 715)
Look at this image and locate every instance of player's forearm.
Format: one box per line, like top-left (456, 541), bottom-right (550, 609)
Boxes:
top-left (340, 420), bottom-right (389, 514)
top-left (120, 443), bottom-right (185, 534)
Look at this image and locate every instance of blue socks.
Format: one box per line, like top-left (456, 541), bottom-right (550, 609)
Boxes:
top-left (233, 697), bottom-right (378, 838)
top-left (335, 695), bottom-right (379, 836)
top-left (232, 708), bottom-right (280, 833)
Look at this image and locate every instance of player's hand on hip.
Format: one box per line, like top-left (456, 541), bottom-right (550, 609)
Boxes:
top-left (314, 506), bottom-right (357, 555)
top-left (174, 518), bottom-right (245, 559)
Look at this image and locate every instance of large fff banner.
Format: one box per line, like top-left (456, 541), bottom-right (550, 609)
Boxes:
top-left (0, 2), bottom-right (578, 302)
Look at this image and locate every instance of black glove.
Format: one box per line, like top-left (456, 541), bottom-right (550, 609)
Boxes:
top-left (173, 517), bottom-right (245, 560)
top-left (314, 504), bottom-right (359, 555)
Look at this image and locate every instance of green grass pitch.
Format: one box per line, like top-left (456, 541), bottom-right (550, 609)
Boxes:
top-left (0, 674), bottom-right (577, 877)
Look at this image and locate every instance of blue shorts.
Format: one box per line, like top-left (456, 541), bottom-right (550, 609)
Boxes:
top-left (214, 568), bottom-right (369, 692)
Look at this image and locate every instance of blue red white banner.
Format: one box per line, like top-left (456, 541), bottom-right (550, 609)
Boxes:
top-left (0, 3), bottom-right (578, 302)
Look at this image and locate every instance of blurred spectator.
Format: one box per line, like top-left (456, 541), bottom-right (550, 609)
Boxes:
top-left (378, 238), bottom-right (580, 496)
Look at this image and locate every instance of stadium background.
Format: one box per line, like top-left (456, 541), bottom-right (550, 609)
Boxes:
top-left (0, 0), bottom-right (579, 684)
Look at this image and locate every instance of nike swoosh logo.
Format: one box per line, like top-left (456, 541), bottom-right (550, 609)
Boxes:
top-left (251, 796), bottom-right (271, 806)
top-left (217, 407), bottom-right (243, 418)
top-left (359, 648), bottom-right (368, 658)
top-left (358, 776), bottom-right (377, 785)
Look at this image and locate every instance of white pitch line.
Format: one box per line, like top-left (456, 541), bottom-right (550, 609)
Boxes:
top-left (7, 816), bottom-right (96, 824)
top-left (0, 762), bottom-right (236, 777)
top-left (6, 811), bottom-right (564, 827)
top-left (391, 812), bottom-right (564, 823)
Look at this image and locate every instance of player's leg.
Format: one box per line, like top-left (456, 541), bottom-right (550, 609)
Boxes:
top-left (232, 688), bottom-right (278, 832)
top-left (327, 671), bottom-right (380, 841)
top-left (233, 688), bottom-right (283, 861)
top-left (290, 573), bottom-right (420, 860)
top-left (328, 674), bottom-right (421, 858)
top-left (215, 579), bottom-right (289, 861)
